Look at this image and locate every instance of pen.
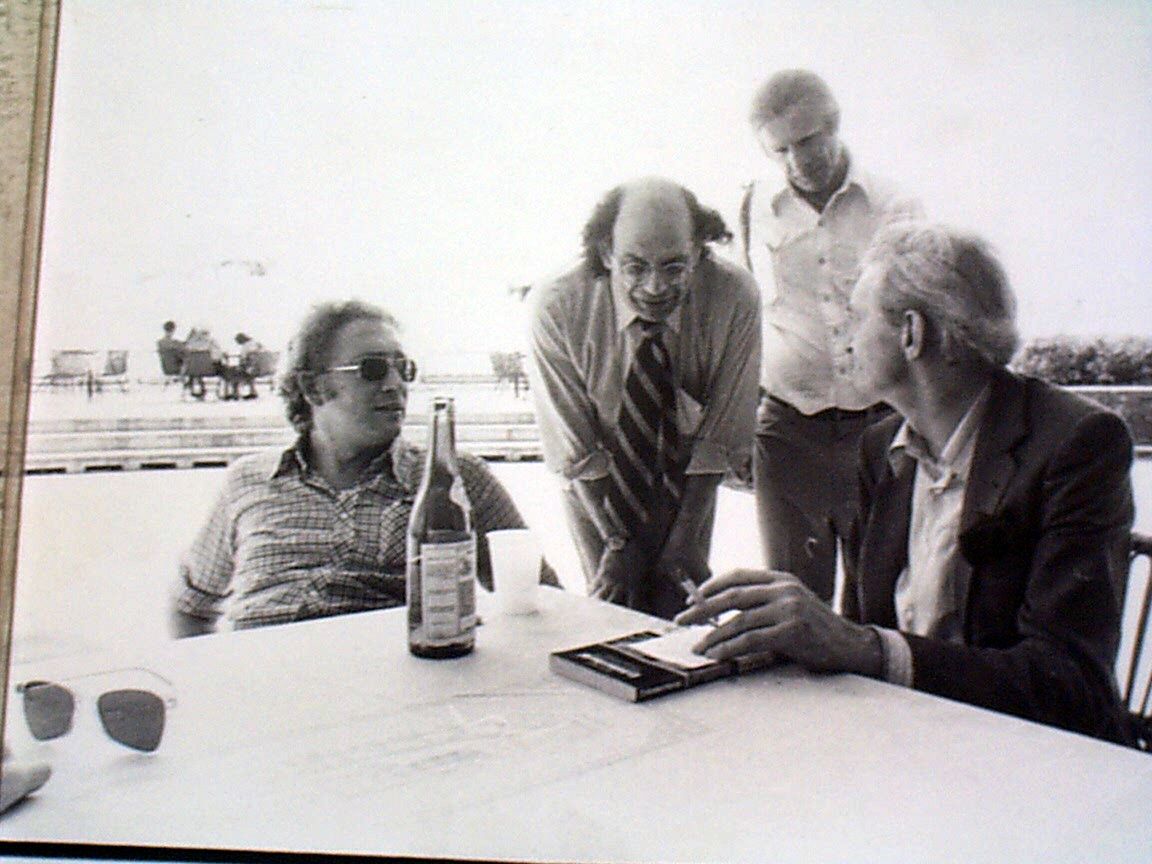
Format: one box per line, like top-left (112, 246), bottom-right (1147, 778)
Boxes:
top-left (670, 566), bottom-right (719, 627)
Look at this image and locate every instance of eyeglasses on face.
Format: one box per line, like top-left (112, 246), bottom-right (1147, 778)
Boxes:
top-left (325, 354), bottom-right (418, 383)
top-left (17, 668), bottom-right (176, 753)
top-left (617, 257), bottom-right (692, 289)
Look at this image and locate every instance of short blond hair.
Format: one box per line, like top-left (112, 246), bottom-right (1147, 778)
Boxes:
top-left (749, 69), bottom-right (839, 131)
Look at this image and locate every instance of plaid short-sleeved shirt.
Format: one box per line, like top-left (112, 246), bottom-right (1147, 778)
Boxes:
top-left (174, 436), bottom-right (528, 629)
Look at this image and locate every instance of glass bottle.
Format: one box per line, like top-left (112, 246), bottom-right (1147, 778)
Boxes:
top-left (406, 396), bottom-right (476, 658)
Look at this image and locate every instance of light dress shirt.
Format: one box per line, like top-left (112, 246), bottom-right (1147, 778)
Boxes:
top-left (528, 255), bottom-right (761, 485)
top-left (742, 158), bottom-right (922, 414)
top-left (174, 435), bottom-right (528, 629)
top-left (873, 386), bottom-right (991, 686)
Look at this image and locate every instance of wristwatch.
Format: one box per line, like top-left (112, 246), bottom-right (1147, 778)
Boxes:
top-left (605, 534), bottom-right (628, 553)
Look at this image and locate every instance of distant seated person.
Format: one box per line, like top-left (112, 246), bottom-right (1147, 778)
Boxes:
top-left (156, 320), bottom-right (185, 377)
top-left (677, 222), bottom-right (1136, 745)
top-left (170, 299), bottom-right (559, 636)
top-left (182, 325), bottom-right (225, 400)
top-left (221, 332), bottom-right (265, 401)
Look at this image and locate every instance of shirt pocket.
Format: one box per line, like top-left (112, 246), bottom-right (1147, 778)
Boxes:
top-left (676, 388), bottom-right (704, 438)
top-left (770, 232), bottom-right (824, 303)
top-left (371, 497), bottom-right (412, 573)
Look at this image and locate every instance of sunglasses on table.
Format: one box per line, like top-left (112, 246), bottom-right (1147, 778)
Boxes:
top-left (16, 668), bottom-right (176, 753)
top-left (325, 354), bottom-right (418, 383)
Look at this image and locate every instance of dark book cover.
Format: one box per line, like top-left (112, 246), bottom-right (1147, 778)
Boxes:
top-left (549, 630), bottom-right (740, 702)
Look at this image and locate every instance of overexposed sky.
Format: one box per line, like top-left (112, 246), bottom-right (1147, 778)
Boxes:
top-left (34, 0), bottom-right (1152, 374)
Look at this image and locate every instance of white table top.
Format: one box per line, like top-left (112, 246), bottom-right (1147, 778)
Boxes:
top-left (3, 587), bottom-right (1150, 863)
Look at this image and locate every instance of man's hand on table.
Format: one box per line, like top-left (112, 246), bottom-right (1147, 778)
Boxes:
top-left (675, 568), bottom-right (884, 677)
top-left (590, 539), bottom-right (650, 607)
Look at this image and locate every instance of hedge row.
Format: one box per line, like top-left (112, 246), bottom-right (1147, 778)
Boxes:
top-left (1012, 336), bottom-right (1152, 386)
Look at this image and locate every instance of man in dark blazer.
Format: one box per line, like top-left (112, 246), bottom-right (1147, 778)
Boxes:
top-left (678, 222), bottom-right (1135, 744)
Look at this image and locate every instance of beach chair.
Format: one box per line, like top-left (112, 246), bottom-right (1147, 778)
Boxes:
top-left (43, 349), bottom-right (99, 395)
top-left (157, 346), bottom-right (184, 387)
top-left (95, 349), bottom-right (130, 393)
top-left (181, 349), bottom-right (220, 400)
top-left (244, 349), bottom-right (279, 393)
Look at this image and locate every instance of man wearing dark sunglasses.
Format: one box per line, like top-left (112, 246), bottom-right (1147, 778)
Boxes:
top-left (171, 300), bottom-right (556, 636)
top-left (529, 177), bottom-right (760, 619)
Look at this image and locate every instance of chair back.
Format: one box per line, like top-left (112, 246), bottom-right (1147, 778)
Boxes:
top-left (50, 349), bottom-right (97, 378)
top-left (103, 350), bottom-right (129, 376)
top-left (1120, 531), bottom-right (1152, 751)
top-left (245, 349), bottom-right (278, 378)
top-left (158, 347), bottom-right (183, 376)
top-left (182, 349), bottom-right (217, 377)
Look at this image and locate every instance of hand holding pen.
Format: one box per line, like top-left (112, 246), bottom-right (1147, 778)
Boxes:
top-left (669, 565), bottom-right (720, 627)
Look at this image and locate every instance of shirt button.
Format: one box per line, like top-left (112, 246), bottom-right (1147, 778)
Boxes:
top-left (818, 257), bottom-right (827, 265)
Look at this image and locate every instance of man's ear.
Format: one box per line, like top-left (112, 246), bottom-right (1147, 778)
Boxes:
top-left (901, 309), bottom-right (926, 360)
top-left (598, 241), bottom-right (613, 271)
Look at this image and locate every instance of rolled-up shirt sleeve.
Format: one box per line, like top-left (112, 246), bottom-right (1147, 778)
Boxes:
top-left (527, 282), bottom-right (611, 484)
top-left (173, 475), bottom-right (238, 626)
top-left (685, 266), bottom-right (761, 476)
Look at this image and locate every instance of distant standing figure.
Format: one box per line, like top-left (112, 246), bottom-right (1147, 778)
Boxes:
top-left (740, 69), bottom-right (923, 603)
top-left (492, 351), bottom-right (528, 399)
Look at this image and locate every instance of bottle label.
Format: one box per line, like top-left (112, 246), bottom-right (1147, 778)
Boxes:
top-left (417, 538), bottom-right (476, 643)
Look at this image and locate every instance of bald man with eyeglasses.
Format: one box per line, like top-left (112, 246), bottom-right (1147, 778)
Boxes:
top-left (528, 177), bottom-right (760, 619)
top-left (170, 299), bottom-right (557, 637)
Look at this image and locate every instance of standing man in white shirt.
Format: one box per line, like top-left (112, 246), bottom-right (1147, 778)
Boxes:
top-left (740, 69), bottom-right (922, 602)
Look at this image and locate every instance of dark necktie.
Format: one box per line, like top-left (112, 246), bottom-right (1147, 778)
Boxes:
top-left (606, 321), bottom-right (685, 538)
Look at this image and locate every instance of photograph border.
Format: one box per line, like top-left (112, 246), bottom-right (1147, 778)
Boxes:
top-left (0, 0), bottom-right (59, 738)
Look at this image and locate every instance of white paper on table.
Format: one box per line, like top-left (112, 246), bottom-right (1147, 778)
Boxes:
top-left (630, 626), bottom-right (717, 669)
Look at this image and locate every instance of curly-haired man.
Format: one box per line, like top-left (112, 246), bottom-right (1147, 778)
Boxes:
top-left (171, 299), bottom-right (555, 636)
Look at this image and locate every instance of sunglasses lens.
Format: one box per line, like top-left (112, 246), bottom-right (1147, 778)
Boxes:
top-left (23, 681), bottom-right (74, 740)
top-left (360, 356), bottom-right (416, 383)
top-left (98, 689), bottom-right (165, 752)
top-left (359, 356), bottom-right (390, 381)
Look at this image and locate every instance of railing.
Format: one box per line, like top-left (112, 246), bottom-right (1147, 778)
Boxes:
top-left (21, 412), bottom-right (542, 474)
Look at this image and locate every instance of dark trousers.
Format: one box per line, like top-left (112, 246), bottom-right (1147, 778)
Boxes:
top-left (753, 395), bottom-right (891, 603)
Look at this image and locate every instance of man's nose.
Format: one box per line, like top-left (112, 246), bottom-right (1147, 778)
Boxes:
top-left (641, 272), bottom-right (678, 296)
top-left (378, 366), bottom-right (405, 388)
top-left (638, 276), bottom-right (666, 296)
top-left (788, 151), bottom-right (810, 174)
